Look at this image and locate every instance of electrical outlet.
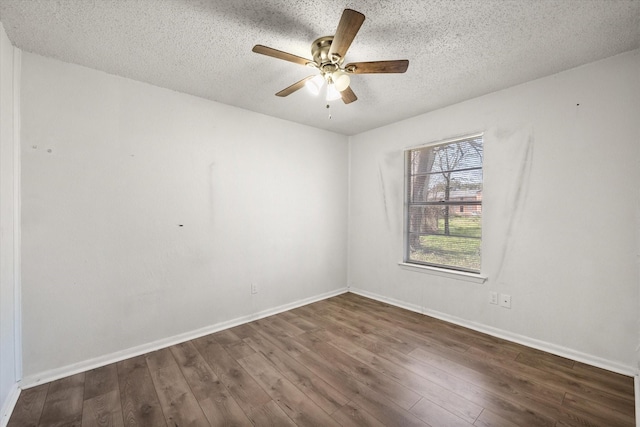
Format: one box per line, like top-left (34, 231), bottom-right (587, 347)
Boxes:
top-left (251, 283), bottom-right (258, 294)
top-left (499, 294), bottom-right (511, 309)
top-left (489, 291), bottom-right (498, 305)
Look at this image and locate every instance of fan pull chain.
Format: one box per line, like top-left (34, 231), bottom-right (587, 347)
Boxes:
top-left (326, 103), bottom-right (332, 120)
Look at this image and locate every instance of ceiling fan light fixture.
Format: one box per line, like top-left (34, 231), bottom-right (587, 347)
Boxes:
top-left (326, 83), bottom-right (342, 101)
top-left (253, 9), bottom-right (409, 104)
top-left (332, 70), bottom-right (350, 91)
top-left (305, 75), bottom-right (324, 95)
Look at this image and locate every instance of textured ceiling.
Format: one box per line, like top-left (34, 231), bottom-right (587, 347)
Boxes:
top-left (1, 0), bottom-right (639, 135)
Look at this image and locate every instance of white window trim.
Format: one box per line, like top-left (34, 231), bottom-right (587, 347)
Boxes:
top-left (403, 132), bottom-right (484, 275)
top-left (403, 132), bottom-right (484, 152)
top-left (398, 262), bottom-right (487, 284)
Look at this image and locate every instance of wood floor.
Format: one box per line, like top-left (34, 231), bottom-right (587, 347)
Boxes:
top-left (8, 293), bottom-right (635, 427)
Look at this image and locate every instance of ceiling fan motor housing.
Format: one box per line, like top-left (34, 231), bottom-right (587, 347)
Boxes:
top-left (312, 36), bottom-right (344, 75)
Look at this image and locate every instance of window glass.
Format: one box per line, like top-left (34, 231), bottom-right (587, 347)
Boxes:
top-left (405, 135), bottom-right (483, 273)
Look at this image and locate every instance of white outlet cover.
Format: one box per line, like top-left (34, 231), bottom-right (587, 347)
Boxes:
top-left (500, 294), bottom-right (511, 308)
top-left (490, 292), bottom-right (498, 305)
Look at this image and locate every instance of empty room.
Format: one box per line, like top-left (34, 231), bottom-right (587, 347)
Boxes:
top-left (1, 1), bottom-right (639, 426)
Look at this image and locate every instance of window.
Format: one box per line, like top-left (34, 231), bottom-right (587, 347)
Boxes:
top-left (405, 134), bottom-right (483, 273)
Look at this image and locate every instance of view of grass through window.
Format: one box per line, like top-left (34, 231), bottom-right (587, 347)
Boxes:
top-left (405, 135), bottom-right (483, 272)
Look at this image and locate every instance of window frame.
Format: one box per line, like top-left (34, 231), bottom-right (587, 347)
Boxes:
top-left (403, 133), bottom-right (484, 274)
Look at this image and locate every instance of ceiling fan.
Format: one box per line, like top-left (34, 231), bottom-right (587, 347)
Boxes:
top-left (252, 8), bottom-right (409, 104)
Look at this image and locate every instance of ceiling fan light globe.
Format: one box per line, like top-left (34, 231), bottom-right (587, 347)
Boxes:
top-left (326, 83), bottom-right (342, 101)
top-left (305, 75), bottom-right (324, 95)
top-left (332, 71), bottom-right (350, 91)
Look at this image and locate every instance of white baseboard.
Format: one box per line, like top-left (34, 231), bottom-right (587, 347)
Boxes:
top-left (349, 287), bottom-right (636, 377)
top-left (21, 287), bottom-right (348, 389)
top-left (0, 383), bottom-right (20, 427)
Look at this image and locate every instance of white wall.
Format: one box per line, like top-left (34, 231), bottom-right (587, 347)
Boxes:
top-left (348, 50), bottom-right (640, 373)
top-left (20, 53), bottom-right (348, 380)
top-left (13, 43), bottom-right (640, 386)
top-left (0, 22), bottom-right (19, 423)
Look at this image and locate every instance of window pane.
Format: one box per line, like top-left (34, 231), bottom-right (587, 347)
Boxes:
top-left (408, 205), bottom-right (442, 233)
top-left (405, 135), bottom-right (483, 273)
top-left (409, 170), bottom-right (482, 203)
top-left (427, 138), bottom-right (483, 174)
top-left (408, 207), bottom-right (481, 237)
top-left (409, 147), bottom-right (434, 176)
top-left (408, 234), bottom-right (481, 272)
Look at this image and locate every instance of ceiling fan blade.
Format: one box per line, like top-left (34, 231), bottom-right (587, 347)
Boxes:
top-left (252, 45), bottom-right (314, 66)
top-left (341, 86), bottom-right (357, 104)
top-left (345, 60), bottom-right (409, 74)
top-left (329, 9), bottom-right (365, 60)
top-left (276, 76), bottom-right (316, 97)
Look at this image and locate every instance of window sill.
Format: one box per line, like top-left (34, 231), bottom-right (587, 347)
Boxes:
top-left (398, 262), bottom-right (488, 284)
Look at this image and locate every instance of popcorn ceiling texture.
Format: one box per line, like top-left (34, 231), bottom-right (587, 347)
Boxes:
top-left (0, 0), bottom-right (638, 135)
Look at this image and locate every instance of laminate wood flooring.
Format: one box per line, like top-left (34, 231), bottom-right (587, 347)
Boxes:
top-left (8, 293), bottom-right (635, 426)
